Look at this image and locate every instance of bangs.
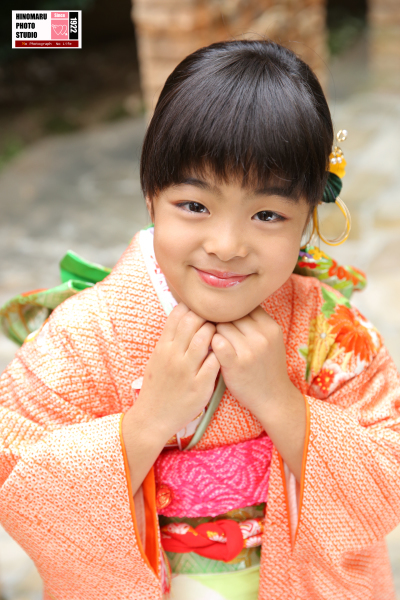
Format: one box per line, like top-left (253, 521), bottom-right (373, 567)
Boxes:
top-left (141, 40), bottom-right (333, 207)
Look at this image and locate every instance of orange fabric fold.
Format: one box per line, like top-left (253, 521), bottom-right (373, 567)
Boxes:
top-left (119, 414), bottom-right (159, 577)
top-left (294, 393), bottom-right (311, 546)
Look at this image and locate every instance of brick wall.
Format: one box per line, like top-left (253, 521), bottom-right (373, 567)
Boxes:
top-left (368, 0), bottom-right (400, 91)
top-left (131, 0), bottom-right (328, 114)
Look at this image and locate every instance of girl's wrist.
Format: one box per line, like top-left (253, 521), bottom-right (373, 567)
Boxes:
top-left (121, 403), bottom-right (171, 496)
top-left (126, 394), bottom-right (175, 448)
top-left (250, 381), bottom-right (303, 425)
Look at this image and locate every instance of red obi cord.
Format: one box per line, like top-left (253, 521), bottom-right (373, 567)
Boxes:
top-left (161, 518), bottom-right (264, 562)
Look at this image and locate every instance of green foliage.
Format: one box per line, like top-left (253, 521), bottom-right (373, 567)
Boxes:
top-left (327, 7), bottom-right (367, 56)
top-left (0, 137), bottom-right (24, 172)
top-left (43, 113), bottom-right (81, 134)
top-left (105, 102), bottom-right (130, 122)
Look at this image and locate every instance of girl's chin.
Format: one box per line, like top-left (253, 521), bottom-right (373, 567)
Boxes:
top-left (183, 300), bottom-right (253, 323)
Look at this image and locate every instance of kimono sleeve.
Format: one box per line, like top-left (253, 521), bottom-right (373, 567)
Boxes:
top-left (0, 290), bottom-right (161, 600)
top-left (293, 296), bottom-right (400, 578)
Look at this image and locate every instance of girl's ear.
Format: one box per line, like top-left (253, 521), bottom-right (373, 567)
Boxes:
top-left (145, 195), bottom-right (154, 223)
top-left (300, 208), bottom-right (315, 247)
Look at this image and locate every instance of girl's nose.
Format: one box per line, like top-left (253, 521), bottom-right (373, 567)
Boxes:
top-left (203, 225), bottom-right (248, 261)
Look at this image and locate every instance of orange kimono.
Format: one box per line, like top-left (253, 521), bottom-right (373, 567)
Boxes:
top-left (0, 230), bottom-right (399, 600)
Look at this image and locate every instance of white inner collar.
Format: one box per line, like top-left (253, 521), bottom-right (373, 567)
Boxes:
top-left (139, 226), bottom-right (178, 316)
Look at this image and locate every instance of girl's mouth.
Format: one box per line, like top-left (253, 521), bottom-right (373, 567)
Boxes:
top-left (193, 267), bottom-right (250, 288)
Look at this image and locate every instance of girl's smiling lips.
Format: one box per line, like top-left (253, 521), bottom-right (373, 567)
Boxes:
top-left (193, 267), bottom-right (252, 288)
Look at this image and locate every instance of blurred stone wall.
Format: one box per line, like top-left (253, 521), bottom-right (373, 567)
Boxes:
top-left (368, 0), bottom-right (400, 91)
top-left (131, 0), bottom-right (328, 114)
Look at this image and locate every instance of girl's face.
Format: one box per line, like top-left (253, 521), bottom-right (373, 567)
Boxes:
top-left (146, 172), bottom-right (311, 323)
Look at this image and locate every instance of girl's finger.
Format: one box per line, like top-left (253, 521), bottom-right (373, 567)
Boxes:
top-left (211, 333), bottom-right (237, 367)
top-left (185, 322), bottom-right (216, 370)
top-left (214, 322), bottom-right (244, 355)
top-left (173, 310), bottom-right (207, 352)
top-left (159, 302), bottom-right (190, 342)
top-left (248, 308), bottom-right (283, 343)
top-left (232, 307), bottom-right (276, 338)
top-left (197, 350), bottom-right (220, 381)
top-left (228, 316), bottom-right (258, 337)
top-left (248, 306), bottom-right (275, 327)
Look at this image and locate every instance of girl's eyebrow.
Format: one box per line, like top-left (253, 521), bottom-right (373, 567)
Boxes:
top-left (172, 177), bottom-right (222, 196)
top-left (252, 186), bottom-right (298, 202)
top-left (172, 177), bottom-right (298, 202)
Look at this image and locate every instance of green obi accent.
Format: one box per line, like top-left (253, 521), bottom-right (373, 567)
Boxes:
top-left (0, 250), bottom-right (111, 345)
top-left (166, 547), bottom-right (261, 576)
top-left (169, 565), bottom-right (260, 600)
top-left (59, 250), bottom-right (111, 286)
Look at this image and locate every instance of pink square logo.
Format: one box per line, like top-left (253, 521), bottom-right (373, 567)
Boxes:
top-left (51, 12), bottom-right (68, 39)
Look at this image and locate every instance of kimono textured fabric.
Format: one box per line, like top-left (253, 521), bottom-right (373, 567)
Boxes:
top-left (0, 229), bottom-right (400, 600)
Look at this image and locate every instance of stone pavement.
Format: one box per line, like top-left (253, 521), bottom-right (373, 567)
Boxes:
top-left (0, 90), bottom-right (400, 597)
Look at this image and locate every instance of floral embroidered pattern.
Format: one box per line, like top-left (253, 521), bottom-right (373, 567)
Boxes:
top-left (300, 286), bottom-right (381, 398)
top-left (313, 368), bottom-right (335, 395)
top-left (305, 313), bottom-right (337, 377)
top-left (296, 246), bottom-right (366, 299)
top-left (328, 305), bottom-right (378, 363)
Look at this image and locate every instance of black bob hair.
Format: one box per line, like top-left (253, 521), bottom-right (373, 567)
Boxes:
top-left (140, 39), bottom-right (334, 209)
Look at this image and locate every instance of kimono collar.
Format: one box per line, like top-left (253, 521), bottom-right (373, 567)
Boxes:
top-left (139, 226), bottom-right (178, 317)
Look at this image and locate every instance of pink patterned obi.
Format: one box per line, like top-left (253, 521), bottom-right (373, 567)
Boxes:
top-left (154, 433), bottom-right (274, 518)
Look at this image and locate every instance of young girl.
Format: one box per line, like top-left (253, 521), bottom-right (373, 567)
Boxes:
top-left (1, 39), bottom-right (400, 600)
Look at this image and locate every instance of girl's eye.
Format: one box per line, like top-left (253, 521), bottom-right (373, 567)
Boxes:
top-left (254, 211), bottom-right (285, 222)
top-left (178, 201), bottom-right (208, 214)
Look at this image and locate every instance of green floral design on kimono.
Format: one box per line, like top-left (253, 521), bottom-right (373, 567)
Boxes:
top-left (300, 287), bottom-right (382, 399)
top-left (295, 245), bottom-right (367, 299)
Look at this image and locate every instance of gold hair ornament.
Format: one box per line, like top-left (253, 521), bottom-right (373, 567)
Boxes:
top-left (313, 196), bottom-right (351, 246)
top-left (313, 129), bottom-right (351, 246)
top-left (329, 129), bottom-right (348, 179)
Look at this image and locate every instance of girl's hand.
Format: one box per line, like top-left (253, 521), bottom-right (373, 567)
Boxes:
top-left (211, 306), bottom-right (297, 419)
top-left (135, 302), bottom-right (220, 443)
